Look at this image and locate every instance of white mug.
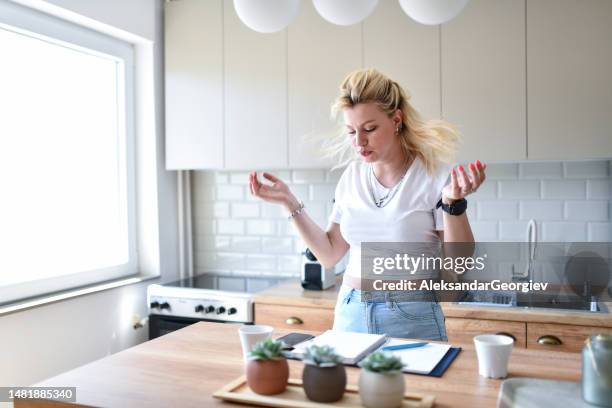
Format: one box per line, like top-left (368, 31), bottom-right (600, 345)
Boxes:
top-left (473, 334), bottom-right (514, 379)
top-left (238, 325), bottom-right (273, 362)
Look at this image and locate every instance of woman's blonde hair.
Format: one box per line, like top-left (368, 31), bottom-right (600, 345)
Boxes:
top-left (323, 68), bottom-right (460, 175)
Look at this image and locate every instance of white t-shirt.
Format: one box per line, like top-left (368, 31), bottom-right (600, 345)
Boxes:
top-left (329, 156), bottom-right (452, 278)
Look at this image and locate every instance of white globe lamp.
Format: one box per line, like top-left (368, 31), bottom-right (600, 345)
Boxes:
top-left (233, 0), bottom-right (300, 33)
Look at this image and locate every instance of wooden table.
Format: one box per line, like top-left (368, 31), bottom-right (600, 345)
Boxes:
top-left (15, 322), bottom-right (581, 408)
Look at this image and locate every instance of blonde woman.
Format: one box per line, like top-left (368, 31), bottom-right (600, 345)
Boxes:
top-left (249, 69), bottom-right (486, 340)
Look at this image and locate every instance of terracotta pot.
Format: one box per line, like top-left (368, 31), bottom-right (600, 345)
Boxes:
top-left (359, 369), bottom-right (405, 408)
top-left (246, 358), bottom-right (289, 395)
top-left (302, 364), bottom-right (346, 402)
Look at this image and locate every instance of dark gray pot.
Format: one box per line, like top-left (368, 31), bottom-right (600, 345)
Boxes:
top-left (302, 364), bottom-right (347, 403)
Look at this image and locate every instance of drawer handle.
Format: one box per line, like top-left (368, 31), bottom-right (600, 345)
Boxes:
top-left (285, 316), bottom-right (303, 325)
top-left (537, 335), bottom-right (562, 346)
top-left (496, 332), bottom-right (516, 342)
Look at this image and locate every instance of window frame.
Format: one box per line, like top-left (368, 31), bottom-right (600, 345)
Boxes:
top-left (0, 0), bottom-right (139, 305)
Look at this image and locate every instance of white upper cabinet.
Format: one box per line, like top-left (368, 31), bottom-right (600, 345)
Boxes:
top-left (442, 0), bottom-right (526, 163)
top-left (165, 0), bottom-right (223, 170)
top-left (527, 0), bottom-right (612, 160)
top-left (224, 2), bottom-right (287, 169)
top-left (363, 0), bottom-right (440, 121)
top-left (287, 0), bottom-right (361, 169)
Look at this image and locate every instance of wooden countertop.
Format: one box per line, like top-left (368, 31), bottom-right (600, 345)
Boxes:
top-left (16, 321), bottom-right (582, 408)
top-left (254, 277), bottom-right (612, 328)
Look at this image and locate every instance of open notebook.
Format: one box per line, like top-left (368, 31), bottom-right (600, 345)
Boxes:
top-left (379, 339), bottom-right (452, 375)
top-left (288, 330), bottom-right (387, 365)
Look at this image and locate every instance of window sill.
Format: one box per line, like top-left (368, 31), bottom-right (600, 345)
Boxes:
top-left (0, 273), bottom-right (160, 317)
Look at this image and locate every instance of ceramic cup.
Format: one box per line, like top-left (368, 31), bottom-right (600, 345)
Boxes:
top-left (238, 325), bottom-right (273, 363)
top-left (473, 334), bottom-right (514, 379)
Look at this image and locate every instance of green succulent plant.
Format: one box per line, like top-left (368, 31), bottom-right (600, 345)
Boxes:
top-left (303, 345), bottom-right (342, 367)
top-left (248, 338), bottom-right (285, 361)
top-left (358, 351), bottom-right (403, 373)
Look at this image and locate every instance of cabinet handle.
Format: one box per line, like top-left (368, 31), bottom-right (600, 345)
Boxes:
top-left (285, 316), bottom-right (303, 325)
top-left (537, 335), bottom-right (562, 346)
top-left (496, 332), bottom-right (516, 342)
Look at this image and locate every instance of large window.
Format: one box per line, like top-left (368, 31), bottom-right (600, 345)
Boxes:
top-left (0, 0), bottom-right (137, 305)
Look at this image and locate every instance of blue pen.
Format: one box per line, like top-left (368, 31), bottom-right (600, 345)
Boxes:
top-left (382, 342), bottom-right (428, 351)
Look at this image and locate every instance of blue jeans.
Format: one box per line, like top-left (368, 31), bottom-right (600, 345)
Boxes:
top-left (333, 284), bottom-right (448, 341)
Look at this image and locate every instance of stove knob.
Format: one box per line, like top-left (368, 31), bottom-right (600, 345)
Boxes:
top-left (228, 307), bottom-right (237, 315)
top-left (150, 301), bottom-right (159, 309)
top-left (159, 302), bottom-right (170, 310)
top-left (216, 306), bottom-right (226, 314)
top-left (195, 305), bottom-right (204, 313)
top-left (205, 305), bottom-right (215, 314)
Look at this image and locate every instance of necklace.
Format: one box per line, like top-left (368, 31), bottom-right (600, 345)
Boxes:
top-left (368, 157), bottom-right (413, 208)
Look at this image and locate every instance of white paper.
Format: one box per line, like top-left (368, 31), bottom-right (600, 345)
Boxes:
top-left (379, 340), bottom-right (451, 375)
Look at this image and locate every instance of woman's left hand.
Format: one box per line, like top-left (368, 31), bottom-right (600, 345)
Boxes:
top-left (441, 159), bottom-right (487, 204)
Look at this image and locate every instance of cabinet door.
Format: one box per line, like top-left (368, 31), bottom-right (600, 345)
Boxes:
top-left (287, 1), bottom-right (361, 169)
top-left (445, 318), bottom-right (526, 347)
top-left (224, 2), bottom-right (287, 169)
top-left (165, 0), bottom-right (223, 169)
top-left (527, 322), bottom-right (612, 353)
top-left (527, 0), bottom-right (612, 159)
top-left (255, 304), bottom-right (335, 332)
top-left (442, 0), bottom-right (526, 163)
top-left (364, 0), bottom-right (440, 121)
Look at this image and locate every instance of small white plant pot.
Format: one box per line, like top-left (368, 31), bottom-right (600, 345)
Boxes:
top-left (358, 369), bottom-right (405, 408)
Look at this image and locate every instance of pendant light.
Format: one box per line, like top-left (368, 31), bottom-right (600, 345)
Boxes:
top-left (312, 0), bottom-right (378, 26)
top-left (399, 0), bottom-right (469, 25)
top-left (233, 0), bottom-right (300, 33)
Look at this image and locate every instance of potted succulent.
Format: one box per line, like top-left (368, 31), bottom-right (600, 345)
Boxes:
top-left (246, 338), bottom-right (289, 395)
top-left (358, 351), bottom-right (405, 408)
top-left (302, 345), bottom-right (347, 402)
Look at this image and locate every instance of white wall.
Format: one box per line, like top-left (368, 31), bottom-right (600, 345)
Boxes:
top-left (0, 0), bottom-right (179, 390)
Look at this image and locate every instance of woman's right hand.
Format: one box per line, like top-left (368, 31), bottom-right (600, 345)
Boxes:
top-left (248, 171), bottom-right (299, 212)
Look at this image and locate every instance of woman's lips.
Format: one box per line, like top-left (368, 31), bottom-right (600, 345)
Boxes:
top-left (360, 150), bottom-right (372, 157)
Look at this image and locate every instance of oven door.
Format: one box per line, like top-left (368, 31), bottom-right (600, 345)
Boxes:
top-left (148, 315), bottom-right (249, 339)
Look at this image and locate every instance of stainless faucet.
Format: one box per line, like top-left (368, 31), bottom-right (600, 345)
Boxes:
top-left (513, 219), bottom-right (537, 281)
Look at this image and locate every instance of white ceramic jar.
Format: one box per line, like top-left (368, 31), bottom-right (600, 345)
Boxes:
top-left (358, 369), bottom-right (405, 408)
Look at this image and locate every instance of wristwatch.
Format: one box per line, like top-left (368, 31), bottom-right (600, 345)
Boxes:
top-left (436, 197), bottom-right (467, 216)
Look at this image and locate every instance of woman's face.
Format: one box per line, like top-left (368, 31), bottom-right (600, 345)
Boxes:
top-left (343, 102), bottom-right (402, 163)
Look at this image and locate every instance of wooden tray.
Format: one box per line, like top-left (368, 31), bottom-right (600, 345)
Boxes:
top-left (213, 375), bottom-right (435, 408)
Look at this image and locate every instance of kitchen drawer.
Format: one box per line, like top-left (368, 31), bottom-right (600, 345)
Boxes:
top-left (527, 323), bottom-right (612, 353)
top-left (255, 304), bottom-right (334, 332)
top-left (446, 318), bottom-right (527, 348)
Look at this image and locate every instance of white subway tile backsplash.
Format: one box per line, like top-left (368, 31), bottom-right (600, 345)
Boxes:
top-left (498, 181), bottom-right (540, 199)
top-left (217, 185), bottom-right (244, 200)
top-left (261, 237), bottom-right (294, 254)
top-left (231, 203), bottom-right (260, 218)
top-left (246, 220), bottom-right (277, 236)
top-left (292, 170), bottom-right (325, 183)
top-left (217, 219), bottom-right (244, 235)
top-left (564, 160), bottom-right (609, 179)
top-left (311, 184), bottom-right (336, 201)
top-left (520, 201), bottom-right (563, 220)
top-left (216, 253), bottom-right (245, 270)
top-left (588, 223), bottom-right (612, 241)
top-left (230, 172), bottom-right (250, 184)
top-left (565, 201), bottom-right (609, 221)
top-left (499, 221), bottom-right (528, 241)
top-left (470, 221), bottom-right (498, 241)
top-left (278, 255), bottom-right (301, 273)
top-left (485, 163), bottom-right (518, 179)
top-left (542, 222), bottom-right (587, 241)
top-left (231, 237), bottom-right (261, 253)
top-left (519, 162), bottom-right (563, 179)
top-left (587, 180), bottom-right (611, 199)
top-left (246, 254), bottom-right (277, 271)
top-left (193, 159), bottom-right (611, 274)
top-left (261, 203), bottom-right (285, 218)
top-left (541, 180), bottom-right (586, 199)
top-left (477, 201), bottom-right (519, 220)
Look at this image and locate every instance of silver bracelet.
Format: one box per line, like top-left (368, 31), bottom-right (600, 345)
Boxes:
top-left (287, 201), bottom-right (305, 220)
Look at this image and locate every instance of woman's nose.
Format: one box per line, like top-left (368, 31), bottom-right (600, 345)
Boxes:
top-left (356, 131), bottom-right (368, 147)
